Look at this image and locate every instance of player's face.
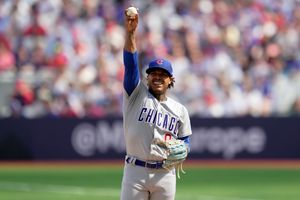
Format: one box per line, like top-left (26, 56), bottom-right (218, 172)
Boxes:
top-left (147, 69), bottom-right (171, 95)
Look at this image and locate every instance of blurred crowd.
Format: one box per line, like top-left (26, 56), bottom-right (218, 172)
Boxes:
top-left (0, 0), bottom-right (300, 118)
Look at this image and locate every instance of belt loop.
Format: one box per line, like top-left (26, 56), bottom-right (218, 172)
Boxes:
top-left (144, 161), bottom-right (148, 168)
top-left (131, 157), bottom-right (136, 164)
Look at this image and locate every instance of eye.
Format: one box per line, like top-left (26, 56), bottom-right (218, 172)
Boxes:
top-left (149, 71), bottom-right (169, 78)
top-left (149, 72), bottom-right (156, 76)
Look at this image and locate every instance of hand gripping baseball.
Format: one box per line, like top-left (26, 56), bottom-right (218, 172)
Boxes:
top-left (124, 6), bottom-right (139, 33)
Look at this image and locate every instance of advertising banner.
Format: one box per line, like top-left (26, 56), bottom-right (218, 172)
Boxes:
top-left (0, 117), bottom-right (299, 160)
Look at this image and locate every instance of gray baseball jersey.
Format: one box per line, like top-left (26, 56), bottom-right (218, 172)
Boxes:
top-left (123, 81), bottom-right (192, 161)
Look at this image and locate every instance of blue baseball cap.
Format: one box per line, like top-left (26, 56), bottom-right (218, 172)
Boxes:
top-left (146, 58), bottom-right (173, 77)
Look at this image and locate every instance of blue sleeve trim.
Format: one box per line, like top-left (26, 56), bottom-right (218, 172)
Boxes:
top-left (178, 136), bottom-right (191, 152)
top-left (123, 51), bottom-right (139, 96)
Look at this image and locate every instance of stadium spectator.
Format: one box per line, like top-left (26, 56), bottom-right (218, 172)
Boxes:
top-left (0, 35), bottom-right (15, 72)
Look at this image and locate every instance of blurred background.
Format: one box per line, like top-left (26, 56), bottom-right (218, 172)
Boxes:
top-left (0, 0), bottom-right (300, 160)
top-left (0, 0), bottom-right (300, 199)
top-left (0, 0), bottom-right (299, 118)
top-left (0, 0), bottom-right (299, 159)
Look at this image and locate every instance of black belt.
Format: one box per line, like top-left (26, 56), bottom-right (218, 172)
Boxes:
top-left (125, 156), bottom-right (164, 169)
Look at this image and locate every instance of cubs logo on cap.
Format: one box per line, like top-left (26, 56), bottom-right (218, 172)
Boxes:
top-left (146, 58), bottom-right (173, 76)
top-left (156, 59), bottom-right (164, 65)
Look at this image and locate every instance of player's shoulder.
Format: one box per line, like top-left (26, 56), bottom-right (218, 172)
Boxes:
top-left (166, 96), bottom-right (181, 105)
top-left (166, 96), bottom-right (188, 112)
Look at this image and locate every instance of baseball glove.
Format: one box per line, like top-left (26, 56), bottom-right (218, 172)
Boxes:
top-left (156, 139), bottom-right (188, 178)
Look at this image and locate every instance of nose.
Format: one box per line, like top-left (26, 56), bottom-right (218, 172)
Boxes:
top-left (152, 73), bottom-right (160, 79)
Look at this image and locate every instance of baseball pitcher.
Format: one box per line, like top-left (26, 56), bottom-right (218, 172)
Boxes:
top-left (120, 6), bottom-right (192, 200)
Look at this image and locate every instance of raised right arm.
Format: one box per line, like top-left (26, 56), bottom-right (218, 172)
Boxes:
top-left (123, 9), bottom-right (139, 96)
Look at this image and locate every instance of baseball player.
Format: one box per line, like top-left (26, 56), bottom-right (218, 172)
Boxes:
top-left (120, 7), bottom-right (192, 200)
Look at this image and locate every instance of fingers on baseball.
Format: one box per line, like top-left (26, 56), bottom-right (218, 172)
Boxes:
top-left (126, 14), bottom-right (138, 21)
top-left (125, 7), bottom-right (138, 18)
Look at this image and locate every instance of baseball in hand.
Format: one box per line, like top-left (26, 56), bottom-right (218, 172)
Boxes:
top-left (126, 6), bottom-right (138, 17)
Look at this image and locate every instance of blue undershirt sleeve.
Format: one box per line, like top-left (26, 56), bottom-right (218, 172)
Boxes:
top-left (123, 51), bottom-right (139, 96)
top-left (178, 136), bottom-right (191, 153)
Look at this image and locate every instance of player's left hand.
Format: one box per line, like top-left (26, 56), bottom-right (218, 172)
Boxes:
top-left (166, 139), bottom-right (187, 161)
top-left (156, 139), bottom-right (187, 170)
